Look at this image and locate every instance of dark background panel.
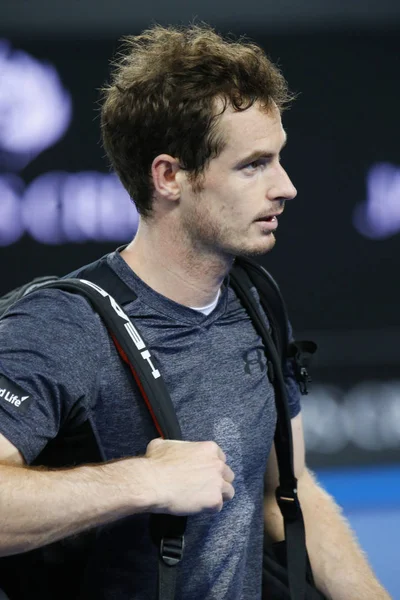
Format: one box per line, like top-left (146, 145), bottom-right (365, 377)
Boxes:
top-left (1, 31), bottom-right (399, 332)
top-left (2, 0), bottom-right (400, 35)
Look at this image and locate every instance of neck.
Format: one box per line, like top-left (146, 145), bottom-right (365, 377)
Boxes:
top-left (121, 219), bottom-right (232, 307)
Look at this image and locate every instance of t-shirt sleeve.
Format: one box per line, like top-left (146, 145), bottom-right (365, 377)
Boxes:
top-left (0, 289), bottom-right (104, 464)
top-left (284, 320), bottom-right (302, 419)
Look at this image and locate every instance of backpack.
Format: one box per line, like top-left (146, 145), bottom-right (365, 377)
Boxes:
top-left (0, 255), bottom-right (320, 600)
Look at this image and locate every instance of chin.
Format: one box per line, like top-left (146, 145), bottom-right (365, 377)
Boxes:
top-left (236, 233), bottom-right (276, 257)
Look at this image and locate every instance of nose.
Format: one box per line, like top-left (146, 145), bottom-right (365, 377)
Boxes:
top-left (269, 164), bottom-right (297, 203)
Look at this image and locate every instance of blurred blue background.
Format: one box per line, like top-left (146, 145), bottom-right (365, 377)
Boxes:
top-left (1, 0), bottom-right (399, 596)
top-left (318, 466), bottom-right (400, 597)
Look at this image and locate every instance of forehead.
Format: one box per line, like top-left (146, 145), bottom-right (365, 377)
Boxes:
top-left (216, 102), bottom-right (285, 156)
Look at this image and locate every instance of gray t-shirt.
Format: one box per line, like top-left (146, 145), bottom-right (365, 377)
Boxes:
top-left (0, 250), bottom-right (301, 600)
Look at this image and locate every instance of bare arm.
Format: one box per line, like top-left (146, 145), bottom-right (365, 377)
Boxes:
top-left (264, 413), bottom-right (391, 600)
top-left (0, 434), bottom-right (235, 557)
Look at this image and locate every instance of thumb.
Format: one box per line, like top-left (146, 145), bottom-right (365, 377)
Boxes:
top-left (147, 437), bottom-right (164, 450)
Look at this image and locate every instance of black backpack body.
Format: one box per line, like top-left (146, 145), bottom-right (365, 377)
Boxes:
top-left (0, 256), bottom-right (319, 600)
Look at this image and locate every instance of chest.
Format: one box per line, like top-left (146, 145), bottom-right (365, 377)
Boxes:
top-left (92, 311), bottom-right (277, 482)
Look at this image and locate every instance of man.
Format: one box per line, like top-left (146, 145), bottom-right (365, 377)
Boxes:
top-left (0, 23), bottom-right (390, 600)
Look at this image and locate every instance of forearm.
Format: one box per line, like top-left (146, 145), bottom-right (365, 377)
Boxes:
top-left (264, 469), bottom-right (391, 600)
top-left (0, 459), bottom-right (153, 556)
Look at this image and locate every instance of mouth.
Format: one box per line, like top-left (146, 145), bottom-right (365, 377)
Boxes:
top-left (253, 210), bottom-right (283, 232)
top-left (254, 210), bottom-right (283, 223)
top-left (256, 216), bottom-right (277, 223)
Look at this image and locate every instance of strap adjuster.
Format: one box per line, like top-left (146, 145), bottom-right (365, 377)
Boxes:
top-left (276, 485), bottom-right (301, 521)
top-left (160, 535), bottom-right (185, 566)
top-left (288, 340), bottom-right (317, 396)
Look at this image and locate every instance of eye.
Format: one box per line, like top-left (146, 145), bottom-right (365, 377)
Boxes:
top-left (243, 158), bottom-right (270, 172)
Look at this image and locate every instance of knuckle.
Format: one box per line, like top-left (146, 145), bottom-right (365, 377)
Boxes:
top-left (224, 484), bottom-right (234, 501)
top-left (217, 460), bottom-right (226, 475)
top-left (211, 492), bottom-right (223, 510)
top-left (146, 441), bottom-right (155, 453)
top-left (205, 440), bottom-right (219, 453)
top-left (212, 499), bottom-right (223, 512)
top-left (148, 438), bottom-right (162, 449)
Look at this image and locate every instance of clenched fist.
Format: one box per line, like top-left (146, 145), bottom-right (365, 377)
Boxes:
top-left (144, 438), bottom-right (235, 516)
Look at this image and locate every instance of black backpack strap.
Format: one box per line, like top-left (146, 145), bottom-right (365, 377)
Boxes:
top-left (45, 278), bottom-right (181, 440)
top-left (40, 277), bottom-right (184, 600)
top-left (230, 260), bottom-right (308, 600)
top-left (233, 258), bottom-right (290, 358)
top-left (66, 255), bottom-right (137, 307)
top-left (233, 257), bottom-right (317, 395)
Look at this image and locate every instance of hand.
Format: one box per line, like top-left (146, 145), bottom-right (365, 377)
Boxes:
top-left (145, 438), bottom-right (235, 516)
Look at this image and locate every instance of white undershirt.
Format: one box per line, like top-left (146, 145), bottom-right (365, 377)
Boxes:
top-left (189, 289), bottom-right (221, 315)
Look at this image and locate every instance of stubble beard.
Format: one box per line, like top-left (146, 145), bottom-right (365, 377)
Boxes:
top-left (182, 203), bottom-right (277, 260)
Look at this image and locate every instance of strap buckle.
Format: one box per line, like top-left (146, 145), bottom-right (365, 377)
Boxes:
top-left (288, 340), bottom-right (318, 396)
top-left (160, 535), bottom-right (185, 566)
top-left (298, 367), bottom-right (312, 395)
top-left (276, 485), bottom-right (301, 521)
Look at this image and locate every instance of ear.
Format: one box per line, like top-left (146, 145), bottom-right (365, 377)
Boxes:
top-left (151, 154), bottom-right (182, 203)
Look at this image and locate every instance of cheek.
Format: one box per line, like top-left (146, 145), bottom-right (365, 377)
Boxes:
top-left (200, 176), bottom-right (257, 223)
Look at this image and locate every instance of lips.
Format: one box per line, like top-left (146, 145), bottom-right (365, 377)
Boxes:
top-left (254, 210), bottom-right (282, 231)
top-left (257, 216), bottom-right (276, 222)
top-left (255, 211), bottom-right (283, 222)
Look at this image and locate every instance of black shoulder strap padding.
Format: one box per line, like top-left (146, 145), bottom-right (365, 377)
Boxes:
top-left (230, 258), bottom-right (295, 481)
top-left (233, 257), bottom-right (290, 361)
top-left (68, 256), bottom-right (138, 307)
top-left (230, 258), bottom-right (308, 600)
top-left (232, 258), bottom-right (318, 396)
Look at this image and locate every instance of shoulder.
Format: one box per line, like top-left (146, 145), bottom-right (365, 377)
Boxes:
top-left (0, 286), bottom-right (107, 355)
top-left (0, 288), bottom-right (109, 464)
top-left (2, 285), bottom-right (98, 320)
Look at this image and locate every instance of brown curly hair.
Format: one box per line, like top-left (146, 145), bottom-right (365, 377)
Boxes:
top-left (101, 23), bottom-right (294, 217)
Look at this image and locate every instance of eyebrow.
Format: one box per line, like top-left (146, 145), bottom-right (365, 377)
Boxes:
top-left (235, 134), bottom-right (288, 168)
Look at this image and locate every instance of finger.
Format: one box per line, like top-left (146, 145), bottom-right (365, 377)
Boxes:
top-left (222, 464), bottom-right (235, 484)
top-left (147, 437), bottom-right (163, 449)
top-left (222, 482), bottom-right (235, 502)
top-left (217, 446), bottom-right (227, 462)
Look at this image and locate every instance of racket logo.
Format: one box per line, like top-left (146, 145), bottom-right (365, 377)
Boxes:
top-left (79, 279), bottom-right (161, 379)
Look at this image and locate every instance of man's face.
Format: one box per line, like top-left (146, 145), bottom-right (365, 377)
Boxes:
top-left (179, 102), bottom-right (297, 258)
